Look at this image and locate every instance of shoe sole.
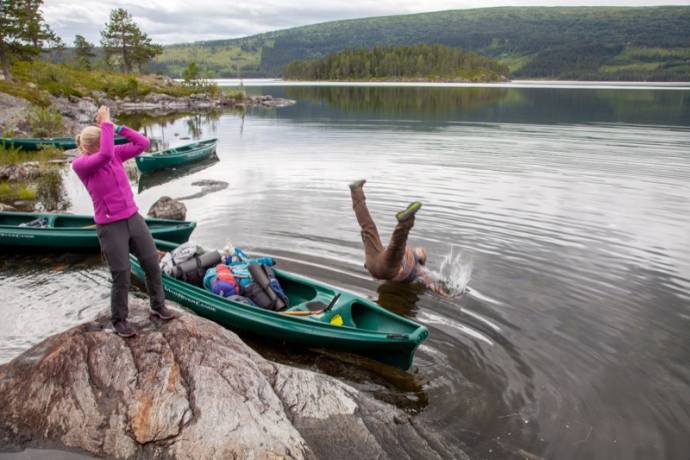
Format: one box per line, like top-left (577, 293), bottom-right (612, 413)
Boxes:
top-left (115, 331), bottom-right (136, 338)
top-left (151, 310), bottom-right (178, 321)
top-left (397, 202), bottom-right (422, 221)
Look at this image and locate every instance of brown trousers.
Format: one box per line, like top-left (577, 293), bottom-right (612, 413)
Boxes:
top-left (351, 186), bottom-right (414, 280)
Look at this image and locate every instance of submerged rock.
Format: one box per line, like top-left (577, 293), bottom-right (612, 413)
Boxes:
top-left (0, 300), bottom-right (464, 459)
top-left (177, 179), bottom-right (228, 201)
top-left (147, 196), bottom-right (187, 221)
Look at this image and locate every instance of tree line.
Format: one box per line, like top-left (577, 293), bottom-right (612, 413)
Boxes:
top-left (282, 44), bottom-right (509, 82)
top-left (1, 1), bottom-right (162, 80)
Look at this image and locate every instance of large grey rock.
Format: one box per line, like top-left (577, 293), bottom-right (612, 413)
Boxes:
top-left (147, 196), bottom-right (187, 221)
top-left (49, 96), bottom-right (98, 133)
top-left (0, 162), bottom-right (39, 181)
top-left (0, 300), bottom-right (465, 459)
top-left (0, 203), bottom-right (17, 211)
top-left (0, 92), bottom-right (30, 135)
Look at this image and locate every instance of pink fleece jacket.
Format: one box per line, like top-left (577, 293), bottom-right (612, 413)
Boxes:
top-left (72, 122), bottom-right (150, 225)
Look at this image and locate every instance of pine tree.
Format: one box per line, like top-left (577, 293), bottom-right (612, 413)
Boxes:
top-left (0, 0), bottom-right (56, 80)
top-left (182, 62), bottom-right (200, 86)
top-left (100, 8), bottom-right (161, 73)
top-left (74, 34), bottom-right (95, 69)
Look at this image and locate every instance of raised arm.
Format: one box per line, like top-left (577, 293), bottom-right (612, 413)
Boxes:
top-left (416, 267), bottom-right (452, 297)
top-left (72, 120), bottom-right (115, 179)
top-left (114, 125), bottom-right (151, 162)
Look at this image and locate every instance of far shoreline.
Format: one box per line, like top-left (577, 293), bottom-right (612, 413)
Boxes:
top-left (212, 78), bottom-right (690, 91)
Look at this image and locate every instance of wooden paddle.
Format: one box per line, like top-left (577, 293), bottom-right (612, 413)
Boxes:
top-left (281, 293), bottom-right (341, 316)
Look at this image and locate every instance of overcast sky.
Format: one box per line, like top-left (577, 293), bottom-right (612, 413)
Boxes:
top-left (44, 0), bottom-right (690, 45)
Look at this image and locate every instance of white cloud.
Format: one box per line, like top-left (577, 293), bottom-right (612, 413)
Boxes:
top-left (44, 0), bottom-right (690, 45)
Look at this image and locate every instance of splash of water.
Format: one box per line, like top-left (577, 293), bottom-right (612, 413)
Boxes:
top-left (434, 246), bottom-right (473, 295)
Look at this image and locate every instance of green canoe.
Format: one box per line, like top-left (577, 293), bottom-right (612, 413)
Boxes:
top-left (131, 240), bottom-right (429, 370)
top-left (137, 154), bottom-right (219, 193)
top-left (0, 212), bottom-right (196, 250)
top-left (135, 139), bottom-right (218, 173)
top-left (0, 136), bottom-right (129, 151)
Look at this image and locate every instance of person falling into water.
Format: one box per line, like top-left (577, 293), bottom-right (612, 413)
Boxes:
top-left (349, 179), bottom-right (448, 295)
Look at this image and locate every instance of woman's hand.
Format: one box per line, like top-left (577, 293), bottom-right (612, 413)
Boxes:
top-left (95, 106), bottom-right (111, 125)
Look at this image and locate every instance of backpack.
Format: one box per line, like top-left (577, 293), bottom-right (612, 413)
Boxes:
top-left (244, 263), bottom-right (288, 311)
top-left (210, 264), bottom-right (240, 297)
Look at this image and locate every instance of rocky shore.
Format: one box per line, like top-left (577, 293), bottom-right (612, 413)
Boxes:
top-left (0, 84), bottom-right (294, 138)
top-left (0, 299), bottom-right (465, 459)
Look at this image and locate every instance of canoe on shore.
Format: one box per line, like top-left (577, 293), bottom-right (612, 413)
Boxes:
top-left (135, 139), bottom-right (218, 173)
top-left (0, 212), bottom-right (196, 250)
top-left (0, 136), bottom-right (129, 151)
top-left (131, 239), bottom-right (429, 370)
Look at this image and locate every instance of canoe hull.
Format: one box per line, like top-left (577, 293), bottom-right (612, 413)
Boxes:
top-left (1, 136), bottom-right (128, 151)
top-left (130, 240), bottom-right (428, 370)
top-left (0, 212), bottom-right (196, 250)
top-left (135, 139), bottom-right (218, 173)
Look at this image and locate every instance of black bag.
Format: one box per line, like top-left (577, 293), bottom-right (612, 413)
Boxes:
top-left (172, 250), bottom-right (222, 286)
top-left (244, 264), bottom-right (288, 311)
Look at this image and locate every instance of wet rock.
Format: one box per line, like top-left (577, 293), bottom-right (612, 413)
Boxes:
top-left (0, 162), bottom-right (40, 181)
top-left (177, 180), bottom-right (228, 201)
top-left (11, 200), bottom-right (34, 210)
top-left (62, 148), bottom-right (80, 158)
top-left (147, 196), bottom-right (187, 221)
top-left (0, 299), bottom-right (465, 459)
top-left (246, 95), bottom-right (296, 108)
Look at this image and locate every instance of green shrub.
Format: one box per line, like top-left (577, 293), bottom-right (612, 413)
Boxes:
top-left (27, 107), bottom-right (64, 137)
top-left (0, 145), bottom-right (24, 166)
top-left (17, 185), bottom-right (37, 200)
top-left (0, 182), bottom-right (11, 195)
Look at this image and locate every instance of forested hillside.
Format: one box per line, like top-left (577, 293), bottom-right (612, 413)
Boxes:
top-left (152, 6), bottom-right (690, 81)
top-left (283, 45), bottom-right (509, 81)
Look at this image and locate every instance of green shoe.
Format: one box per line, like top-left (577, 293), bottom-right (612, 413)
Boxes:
top-left (349, 179), bottom-right (366, 190)
top-left (396, 201), bottom-right (422, 222)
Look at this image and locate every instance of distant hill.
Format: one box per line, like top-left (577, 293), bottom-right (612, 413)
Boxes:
top-left (151, 6), bottom-right (690, 81)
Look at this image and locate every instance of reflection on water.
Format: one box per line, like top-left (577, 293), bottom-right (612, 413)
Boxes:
top-left (271, 85), bottom-right (690, 126)
top-left (137, 155), bottom-right (220, 193)
top-left (35, 167), bottom-right (70, 212)
top-left (2, 84), bottom-right (690, 459)
top-left (284, 86), bottom-right (511, 117)
top-left (117, 110), bottom-right (225, 151)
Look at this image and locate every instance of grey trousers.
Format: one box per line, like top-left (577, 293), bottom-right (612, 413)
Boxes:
top-left (96, 213), bottom-right (165, 322)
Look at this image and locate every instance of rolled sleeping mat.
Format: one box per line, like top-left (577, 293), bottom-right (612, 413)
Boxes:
top-left (247, 263), bottom-right (286, 311)
top-left (172, 250), bottom-right (222, 286)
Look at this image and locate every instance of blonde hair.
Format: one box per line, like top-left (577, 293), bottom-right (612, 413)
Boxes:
top-left (76, 126), bottom-right (101, 154)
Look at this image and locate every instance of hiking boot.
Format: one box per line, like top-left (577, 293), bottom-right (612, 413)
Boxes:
top-left (349, 179), bottom-right (366, 190)
top-left (396, 201), bottom-right (422, 222)
top-left (113, 320), bottom-right (136, 338)
top-left (151, 305), bottom-right (178, 321)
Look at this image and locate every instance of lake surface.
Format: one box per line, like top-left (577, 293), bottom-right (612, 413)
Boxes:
top-left (2, 83), bottom-right (690, 459)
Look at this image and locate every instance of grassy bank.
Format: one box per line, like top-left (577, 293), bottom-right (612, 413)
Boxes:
top-left (0, 60), bottom-right (222, 107)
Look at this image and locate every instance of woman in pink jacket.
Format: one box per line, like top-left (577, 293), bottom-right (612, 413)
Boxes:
top-left (73, 106), bottom-right (176, 337)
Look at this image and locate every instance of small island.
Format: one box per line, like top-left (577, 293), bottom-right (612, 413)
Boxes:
top-left (282, 44), bottom-right (510, 82)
